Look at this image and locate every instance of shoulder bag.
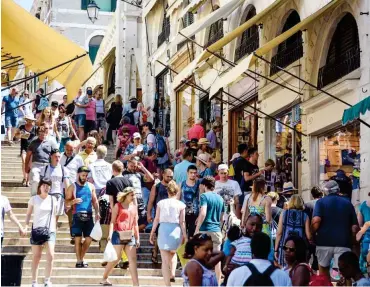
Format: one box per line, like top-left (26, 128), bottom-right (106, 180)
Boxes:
top-left (117, 204), bottom-right (133, 244)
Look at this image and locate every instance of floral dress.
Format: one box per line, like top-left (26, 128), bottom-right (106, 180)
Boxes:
top-left (182, 259), bottom-right (218, 287)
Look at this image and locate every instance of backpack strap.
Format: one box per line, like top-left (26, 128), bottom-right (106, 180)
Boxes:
top-left (243, 262), bottom-right (261, 286)
top-left (262, 264), bottom-right (277, 277)
top-left (43, 165), bottom-right (49, 178)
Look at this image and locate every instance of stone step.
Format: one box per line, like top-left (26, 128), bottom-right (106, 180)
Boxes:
top-left (21, 276), bottom-right (183, 285)
top-left (1, 167), bottom-right (25, 174)
top-left (1, 186), bottom-right (29, 192)
top-left (2, 252), bottom-right (158, 261)
top-left (2, 237), bottom-right (152, 246)
top-left (3, 230), bottom-right (151, 239)
top-left (4, 215), bottom-right (70, 223)
top-left (1, 182), bottom-right (24, 187)
top-left (1, 177), bottom-right (25, 183)
top-left (21, 267), bottom-right (180, 277)
top-left (2, 245), bottom-right (154, 254)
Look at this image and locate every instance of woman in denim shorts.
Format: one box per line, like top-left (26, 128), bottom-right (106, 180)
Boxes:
top-left (24, 178), bottom-right (58, 287)
top-left (101, 187), bottom-right (140, 286)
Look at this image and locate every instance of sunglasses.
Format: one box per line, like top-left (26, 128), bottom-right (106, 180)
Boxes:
top-left (122, 134), bottom-right (129, 137)
top-left (283, 246), bottom-right (296, 252)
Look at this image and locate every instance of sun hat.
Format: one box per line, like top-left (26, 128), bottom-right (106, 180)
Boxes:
top-left (195, 153), bottom-right (210, 165)
top-left (198, 138), bottom-right (210, 145)
top-left (230, 153), bottom-right (240, 162)
top-left (282, 182), bottom-right (298, 193)
top-left (24, 114), bottom-right (36, 121)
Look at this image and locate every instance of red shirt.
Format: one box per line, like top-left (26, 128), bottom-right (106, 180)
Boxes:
top-left (118, 124), bottom-right (139, 138)
top-left (187, 124), bottom-right (205, 140)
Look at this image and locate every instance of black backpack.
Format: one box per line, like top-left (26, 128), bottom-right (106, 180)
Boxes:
top-left (124, 110), bottom-right (136, 125)
top-left (243, 262), bottom-right (277, 286)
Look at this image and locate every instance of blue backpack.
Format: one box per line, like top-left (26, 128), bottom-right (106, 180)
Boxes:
top-left (155, 135), bottom-right (167, 157)
top-left (37, 96), bottom-right (49, 111)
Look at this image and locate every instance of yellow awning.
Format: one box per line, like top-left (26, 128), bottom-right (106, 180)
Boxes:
top-left (1, 0), bottom-right (93, 101)
top-left (209, 0), bottom-right (343, 98)
top-left (173, 0), bottom-right (287, 89)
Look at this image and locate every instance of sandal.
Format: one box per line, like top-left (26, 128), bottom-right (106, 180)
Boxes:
top-left (22, 179), bottom-right (27, 187)
top-left (151, 248), bottom-right (159, 264)
top-left (100, 279), bottom-right (112, 286)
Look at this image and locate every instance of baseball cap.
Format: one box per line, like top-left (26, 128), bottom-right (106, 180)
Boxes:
top-left (133, 132), bottom-right (141, 139)
top-left (218, 164), bottom-right (229, 171)
top-left (78, 166), bottom-right (91, 173)
top-left (321, 180), bottom-right (340, 195)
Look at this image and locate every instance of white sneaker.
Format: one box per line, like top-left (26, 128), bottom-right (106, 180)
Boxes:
top-left (31, 283), bottom-right (38, 287)
top-left (44, 281), bottom-right (52, 287)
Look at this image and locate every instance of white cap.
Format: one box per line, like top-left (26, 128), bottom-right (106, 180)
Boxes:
top-left (133, 132), bottom-right (141, 139)
top-left (218, 164), bottom-right (229, 171)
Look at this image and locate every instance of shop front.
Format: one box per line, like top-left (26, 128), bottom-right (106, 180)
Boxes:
top-left (176, 85), bottom-right (196, 141)
top-left (154, 69), bottom-right (171, 137)
top-left (266, 105), bottom-right (302, 191)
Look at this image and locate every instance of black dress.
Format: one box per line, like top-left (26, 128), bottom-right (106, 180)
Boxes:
top-left (106, 102), bottom-right (123, 141)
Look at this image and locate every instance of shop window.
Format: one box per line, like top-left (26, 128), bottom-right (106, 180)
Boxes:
top-left (199, 95), bottom-right (222, 133)
top-left (177, 86), bottom-right (195, 140)
top-left (235, 6), bottom-right (259, 61)
top-left (229, 98), bottom-right (258, 156)
top-left (158, 13), bottom-right (171, 47)
top-left (269, 106), bottom-right (302, 191)
top-left (270, 11), bottom-right (303, 75)
top-left (89, 35), bottom-right (104, 64)
top-left (154, 70), bottom-right (171, 137)
top-left (318, 13), bottom-right (360, 89)
top-left (318, 124), bottom-right (360, 187)
top-left (82, 0), bottom-right (116, 12)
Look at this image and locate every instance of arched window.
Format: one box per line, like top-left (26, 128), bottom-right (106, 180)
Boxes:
top-left (235, 6), bottom-right (259, 61)
top-left (81, 0), bottom-right (116, 12)
top-left (270, 10), bottom-right (303, 75)
top-left (318, 13), bottom-right (360, 88)
top-left (206, 6), bottom-right (224, 48)
top-left (158, 4), bottom-right (170, 47)
top-left (177, 12), bottom-right (195, 50)
top-left (89, 35), bottom-right (104, 64)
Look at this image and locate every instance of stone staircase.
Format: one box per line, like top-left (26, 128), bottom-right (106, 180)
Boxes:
top-left (1, 143), bottom-right (182, 286)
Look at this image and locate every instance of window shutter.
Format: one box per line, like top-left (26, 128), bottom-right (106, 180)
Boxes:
top-left (111, 0), bottom-right (117, 12)
top-left (81, 0), bottom-right (88, 10)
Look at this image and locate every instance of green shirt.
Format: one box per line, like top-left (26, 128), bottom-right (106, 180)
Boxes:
top-left (199, 192), bottom-right (225, 232)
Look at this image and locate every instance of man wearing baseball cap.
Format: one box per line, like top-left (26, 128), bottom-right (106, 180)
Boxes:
top-left (312, 180), bottom-right (359, 281)
top-left (65, 166), bottom-right (100, 268)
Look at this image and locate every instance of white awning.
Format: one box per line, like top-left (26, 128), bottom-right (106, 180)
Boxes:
top-left (143, 0), bottom-right (158, 17)
top-left (169, 0), bottom-right (244, 53)
top-left (167, 0), bottom-right (183, 15)
top-left (178, 0), bottom-right (207, 19)
top-left (209, 0), bottom-right (343, 98)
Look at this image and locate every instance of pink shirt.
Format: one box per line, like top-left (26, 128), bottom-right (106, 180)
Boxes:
top-left (85, 98), bottom-right (96, 121)
top-left (187, 124), bottom-right (205, 140)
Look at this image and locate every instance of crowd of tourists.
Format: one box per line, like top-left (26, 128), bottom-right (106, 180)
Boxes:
top-left (2, 86), bottom-right (370, 286)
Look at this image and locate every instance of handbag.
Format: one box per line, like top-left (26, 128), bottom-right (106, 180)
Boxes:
top-left (76, 211), bottom-right (92, 222)
top-left (31, 196), bottom-right (53, 244)
top-left (118, 230), bottom-right (133, 244)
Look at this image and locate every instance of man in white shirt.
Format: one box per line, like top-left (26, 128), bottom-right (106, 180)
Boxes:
top-left (40, 149), bottom-right (69, 222)
top-left (214, 164), bottom-right (242, 220)
top-left (227, 232), bottom-right (292, 286)
top-left (1, 195), bottom-right (25, 245)
top-left (61, 141), bottom-right (85, 187)
top-left (88, 145), bottom-right (112, 196)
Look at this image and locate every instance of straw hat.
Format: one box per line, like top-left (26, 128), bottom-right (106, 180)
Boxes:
top-left (198, 138), bottom-right (210, 145)
top-left (282, 182), bottom-right (298, 193)
top-left (24, 114), bottom-right (36, 121)
top-left (195, 153), bottom-right (210, 165)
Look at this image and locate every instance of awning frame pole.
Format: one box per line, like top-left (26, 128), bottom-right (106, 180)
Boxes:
top-left (179, 32), bottom-right (303, 96)
top-left (213, 95), bottom-right (263, 119)
top-left (179, 32), bottom-right (259, 82)
top-left (1, 53), bottom-right (88, 92)
top-left (253, 53), bottom-right (370, 129)
top-left (1, 55), bottom-right (21, 62)
top-left (222, 90), bottom-right (307, 136)
top-left (2, 58), bottom-right (24, 69)
top-left (1, 87), bottom-right (65, 115)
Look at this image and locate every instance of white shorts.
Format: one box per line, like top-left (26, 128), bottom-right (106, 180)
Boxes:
top-left (316, 246), bottom-right (351, 268)
top-left (30, 162), bottom-right (49, 196)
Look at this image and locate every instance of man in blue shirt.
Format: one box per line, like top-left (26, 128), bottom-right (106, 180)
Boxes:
top-left (312, 180), bottom-right (359, 281)
top-left (195, 176), bottom-right (224, 283)
top-left (173, 148), bottom-right (193, 184)
top-left (2, 87), bottom-right (21, 144)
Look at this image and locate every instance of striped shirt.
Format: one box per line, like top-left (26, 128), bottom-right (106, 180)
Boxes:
top-left (231, 236), bottom-right (252, 265)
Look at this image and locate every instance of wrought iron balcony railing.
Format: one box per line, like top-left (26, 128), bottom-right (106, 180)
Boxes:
top-left (235, 33), bottom-right (259, 61)
top-left (270, 39), bottom-right (303, 76)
